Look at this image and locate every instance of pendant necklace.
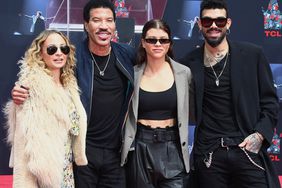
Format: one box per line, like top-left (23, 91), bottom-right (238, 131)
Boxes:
top-left (205, 50), bottom-right (229, 87)
top-left (89, 50), bottom-right (111, 76)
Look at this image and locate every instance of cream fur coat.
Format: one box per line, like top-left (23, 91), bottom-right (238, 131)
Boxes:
top-left (3, 61), bottom-right (88, 188)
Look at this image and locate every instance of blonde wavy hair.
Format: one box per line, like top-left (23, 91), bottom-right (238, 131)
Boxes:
top-left (23, 29), bottom-right (76, 86)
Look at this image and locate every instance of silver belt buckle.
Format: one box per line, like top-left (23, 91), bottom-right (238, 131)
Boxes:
top-left (221, 138), bottom-right (229, 149)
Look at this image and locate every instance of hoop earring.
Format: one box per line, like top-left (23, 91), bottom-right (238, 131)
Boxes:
top-left (226, 28), bottom-right (231, 35)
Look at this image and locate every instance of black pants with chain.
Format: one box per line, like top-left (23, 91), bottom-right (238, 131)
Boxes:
top-left (125, 125), bottom-right (189, 188)
top-left (195, 146), bottom-right (267, 188)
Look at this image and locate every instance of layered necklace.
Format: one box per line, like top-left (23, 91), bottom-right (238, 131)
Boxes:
top-left (89, 48), bottom-right (111, 76)
top-left (204, 47), bottom-right (229, 87)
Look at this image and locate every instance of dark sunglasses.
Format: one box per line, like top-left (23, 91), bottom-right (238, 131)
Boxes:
top-left (46, 45), bottom-right (70, 55)
top-left (200, 17), bottom-right (227, 28)
top-left (144, 38), bottom-right (171, 44)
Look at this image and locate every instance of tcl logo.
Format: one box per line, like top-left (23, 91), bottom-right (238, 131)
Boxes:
top-left (264, 30), bottom-right (282, 37)
top-left (269, 154), bottom-right (280, 161)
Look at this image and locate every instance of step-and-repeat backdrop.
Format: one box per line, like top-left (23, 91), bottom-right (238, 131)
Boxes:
top-left (0, 0), bottom-right (282, 179)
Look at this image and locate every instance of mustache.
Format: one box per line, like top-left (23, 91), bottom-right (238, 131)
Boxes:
top-left (207, 28), bottom-right (222, 33)
top-left (96, 29), bottom-right (111, 34)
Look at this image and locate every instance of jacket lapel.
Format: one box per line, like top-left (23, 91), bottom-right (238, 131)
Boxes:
top-left (189, 48), bottom-right (205, 124)
top-left (132, 64), bottom-right (145, 120)
top-left (229, 42), bottom-right (244, 108)
top-left (171, 60), bottom-right (186, 123)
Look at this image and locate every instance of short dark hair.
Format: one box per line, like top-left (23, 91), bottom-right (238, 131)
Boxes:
top-left (200, 0), bottom-right (228, 18)
top-left (136, 19), bottom-right (174, 65)
top-left (83, 0), bottom-right (116, 22)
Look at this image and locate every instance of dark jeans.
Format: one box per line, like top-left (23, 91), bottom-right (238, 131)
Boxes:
top-left (74, 145), bottom-right (126, 188)
top-left (126, 125), bottom-right (189, 188)
top-left (195, 146), bottom-right (267, 188)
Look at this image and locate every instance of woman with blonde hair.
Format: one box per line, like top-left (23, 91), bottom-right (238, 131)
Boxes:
top-left (4, 30), bottom-right (87, 188)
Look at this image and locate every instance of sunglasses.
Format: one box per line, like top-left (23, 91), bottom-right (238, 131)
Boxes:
top-left (46, 45), bottom-right (70, 55)
top-left (200, 17), bottom-right (228, 28)
top-left (144, 38), bottom-right (171, 44)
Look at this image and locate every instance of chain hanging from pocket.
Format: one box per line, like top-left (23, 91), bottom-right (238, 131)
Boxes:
top-left (240, 147), bottom-right (265, 171)
top-left (203, 152), bottom-right (213, 168)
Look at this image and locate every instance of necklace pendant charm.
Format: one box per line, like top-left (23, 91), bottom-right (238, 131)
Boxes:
top-left (90, 50), bottom-right (111, 77)
top-left (215, 79), bottom-right (219, 86)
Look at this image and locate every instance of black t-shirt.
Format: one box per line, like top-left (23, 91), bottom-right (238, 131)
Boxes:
top-left (195, 54), bottom-right (242, 155)
top-left (87, 51), bottom-right (127, 149)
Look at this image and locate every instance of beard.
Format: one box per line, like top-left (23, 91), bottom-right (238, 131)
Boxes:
top-left (202, 28), bottom-right (227, 47)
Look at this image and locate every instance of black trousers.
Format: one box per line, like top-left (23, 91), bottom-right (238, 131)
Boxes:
top-left (195, 146), bottom-right (267, 188)
top-left (126, 125), bottom-right (189, 188)
top-left (74, 145), bottom-right (126, 188)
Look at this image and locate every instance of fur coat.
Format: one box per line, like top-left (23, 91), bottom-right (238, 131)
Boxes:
top-left (3, 61), bottom-right (88, 188)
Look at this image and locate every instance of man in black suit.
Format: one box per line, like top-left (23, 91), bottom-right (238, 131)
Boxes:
top-left (180, 0), bottom-right (280, 187)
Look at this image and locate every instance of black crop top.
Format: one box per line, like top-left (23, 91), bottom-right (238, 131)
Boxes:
top-left (138, 82), bottom-right (177, 120)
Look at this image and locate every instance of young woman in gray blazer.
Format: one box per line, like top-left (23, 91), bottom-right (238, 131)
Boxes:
top-left (121, 19), bottom-right (192, 188)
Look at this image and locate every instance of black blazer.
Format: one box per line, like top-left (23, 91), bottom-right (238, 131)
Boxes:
top-left (180, 40), bottom-right (280, 188)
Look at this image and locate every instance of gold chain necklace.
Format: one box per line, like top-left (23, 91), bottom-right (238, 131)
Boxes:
top-left (89, 50), bottom-right (111, 76)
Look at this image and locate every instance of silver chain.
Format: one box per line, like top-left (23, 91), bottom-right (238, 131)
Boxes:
top-left (203, 152), bottom-right (213, 168)
top-left (89, 50), bottom-right (111, 76)
top-left (203, 148), bottom-right (265, 171)
top-left (207, 52), bottom-right (229, 87)
top-left (240, 147), bottom-right (265, 171)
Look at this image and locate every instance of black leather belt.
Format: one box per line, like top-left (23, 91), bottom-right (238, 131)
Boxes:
top-left (220, 137), bottom-right (243, 148)
top-left (136, 125), bottom-right (179, 142)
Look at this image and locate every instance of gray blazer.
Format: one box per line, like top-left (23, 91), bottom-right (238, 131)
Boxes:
top-left (121, 58), bottom-right (192, 173)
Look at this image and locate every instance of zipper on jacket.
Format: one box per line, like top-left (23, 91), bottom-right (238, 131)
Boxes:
top-left (88, 58), bottom-right (95, 123)
top-left (116, 57), bottom-right (134, 128)
top-left (116, 57), bottom-right (134, 85)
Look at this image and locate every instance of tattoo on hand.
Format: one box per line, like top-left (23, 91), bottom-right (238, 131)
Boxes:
top-left (245, 133), bottom-right (262, 153)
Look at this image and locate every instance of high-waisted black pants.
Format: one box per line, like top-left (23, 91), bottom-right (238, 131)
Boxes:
top-left (126, 124), bottom-right (189, 188)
